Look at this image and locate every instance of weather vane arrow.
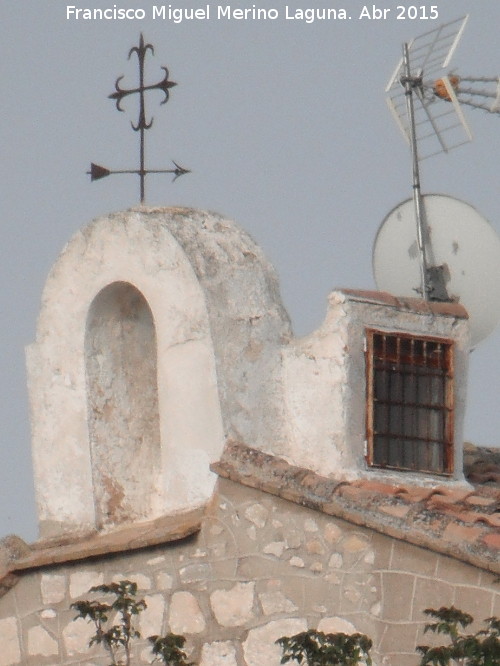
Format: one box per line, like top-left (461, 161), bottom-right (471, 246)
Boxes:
top-left (88, 33), bottom-right (190, 203)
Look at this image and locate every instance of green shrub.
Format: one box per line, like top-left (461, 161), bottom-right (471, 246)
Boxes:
top-left (71, 579), bottom-right (193, 665)
top-left (276, 629), bottom-right (372, 665)
top-left (417, 606), bottom-right (500, 666)
top-left (72, 580), bottom-right (500, 666)
top-left (148, 633), bottom-right (194, 665)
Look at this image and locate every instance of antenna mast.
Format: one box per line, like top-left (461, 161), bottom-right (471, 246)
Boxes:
top-left (387, 16), bottom-right (500, 302)
top-left (386, 16), bottom-right (471, 301)
top-left (400, 43), bottom-right (429, 299)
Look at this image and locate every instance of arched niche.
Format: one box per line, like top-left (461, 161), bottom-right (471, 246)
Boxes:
top-left (27, 207), bottom-right (286, 539)
top-left (85, 282), bottom-right (161, 529)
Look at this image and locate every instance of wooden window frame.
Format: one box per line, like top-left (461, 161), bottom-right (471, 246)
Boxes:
top-left (365, 329), bottom-right (454, 476)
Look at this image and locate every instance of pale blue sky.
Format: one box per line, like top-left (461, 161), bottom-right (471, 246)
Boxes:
top-left (2, 0), bottom-right (500, 541)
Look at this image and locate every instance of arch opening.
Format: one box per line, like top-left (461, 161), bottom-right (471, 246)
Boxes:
top-left (85, 282), bottom-right (161, 529)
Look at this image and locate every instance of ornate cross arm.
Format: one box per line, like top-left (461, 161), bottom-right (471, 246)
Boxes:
top-left (109, 68), bottom-right (177, 112)
top-left (89, 34), bottom-right (189, 203)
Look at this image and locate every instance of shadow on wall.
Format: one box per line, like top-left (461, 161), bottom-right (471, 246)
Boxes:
top-left (85, 282), bottom-right (161, 529)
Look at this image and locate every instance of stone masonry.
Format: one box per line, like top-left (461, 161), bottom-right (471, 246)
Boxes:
top-left (0, 478), bottom-right (498, 666)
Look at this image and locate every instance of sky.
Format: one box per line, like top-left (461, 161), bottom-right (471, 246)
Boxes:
top-left (2, 0), bottom-right (500, 542)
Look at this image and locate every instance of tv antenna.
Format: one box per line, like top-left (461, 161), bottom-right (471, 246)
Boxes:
top-left (88, 34), bottom-right (190, 203)
top-left (385, 15), bottom-right (500, 302)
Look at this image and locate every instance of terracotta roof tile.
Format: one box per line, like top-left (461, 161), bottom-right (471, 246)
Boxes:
top-left (442, 522), bottom-right (485, 545)
top-left (466, 495), bottom-right (498, 507)
top-left (469, 471), bottom-right (500, 485)
top-left (464, 442), bottom-right (500, 489)
top-left (350, 479), bottom-right (404, 496)
top-left (337, 288), bottom-right (469, 319)
top-left (379, 504), bottom-right (411, 519)
top-left (212, 442), bottom-right (500, 575)
top-left (337, 289), bottom-right (399, 307)
top-left (394, 486), bottom-right (435, 503)
top-left (475, 514), bottom-right (500, 529)
top-left (483, 532), bottom-right (500, 550)
top-left (427, 487), bottom-right (474, 504)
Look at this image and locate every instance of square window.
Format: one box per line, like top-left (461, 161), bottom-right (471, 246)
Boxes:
top-left (366, 330), bottom-right (454, 475)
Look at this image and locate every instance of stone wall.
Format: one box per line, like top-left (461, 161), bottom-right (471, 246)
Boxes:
top-left (0, 478), bottom-right (497, 666)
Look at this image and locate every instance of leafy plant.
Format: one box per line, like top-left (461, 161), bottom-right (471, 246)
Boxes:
top-left (71, 580), bottom-right (500, 666)
top-left (71, 580), bottom-right (193, 665)
top-left (276, 629), bottom-right (372, 665)
top-left (71, 580), bottom-right (145, 665)
top-left (416, 606), bottom-right (500, 666)
top-left (149, 633), bottom-right (195, 665)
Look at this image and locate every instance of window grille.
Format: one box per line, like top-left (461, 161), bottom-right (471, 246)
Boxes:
top-left (366, 330), bottom-right (454, 475)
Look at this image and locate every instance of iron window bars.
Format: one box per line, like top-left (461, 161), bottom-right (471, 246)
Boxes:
top-left (366, 330), bottom-right (454, 475)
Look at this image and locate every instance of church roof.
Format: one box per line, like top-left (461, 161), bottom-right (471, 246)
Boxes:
top-left (212, 442), bottom-right (500, 575)
top-left (0, 442), bottom-right (497, 600)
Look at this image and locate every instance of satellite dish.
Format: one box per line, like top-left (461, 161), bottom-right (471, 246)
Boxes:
top-left (373, 194), bottom-right (500, 348)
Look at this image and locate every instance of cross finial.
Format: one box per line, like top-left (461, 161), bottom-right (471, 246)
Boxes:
top-left (88, 34), bottom-right (190, 203)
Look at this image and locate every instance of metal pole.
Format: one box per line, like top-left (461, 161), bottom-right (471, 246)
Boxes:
top-left (401, 42), bottom-right (429, 300)
top-left (138, 38), bottom-right (146, 203)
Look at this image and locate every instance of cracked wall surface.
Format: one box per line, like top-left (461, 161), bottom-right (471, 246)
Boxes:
top-left (0, 479), bottom-right (497, 666)
top-left (26, 207), bottom-right (290, 538)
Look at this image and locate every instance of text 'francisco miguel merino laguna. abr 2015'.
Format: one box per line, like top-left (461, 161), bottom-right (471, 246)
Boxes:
top-left (67, 5), bottom-right (438, 23)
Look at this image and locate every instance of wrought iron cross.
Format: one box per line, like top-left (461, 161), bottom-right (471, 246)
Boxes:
top-left (88, 34), bottom-right (189, 203)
